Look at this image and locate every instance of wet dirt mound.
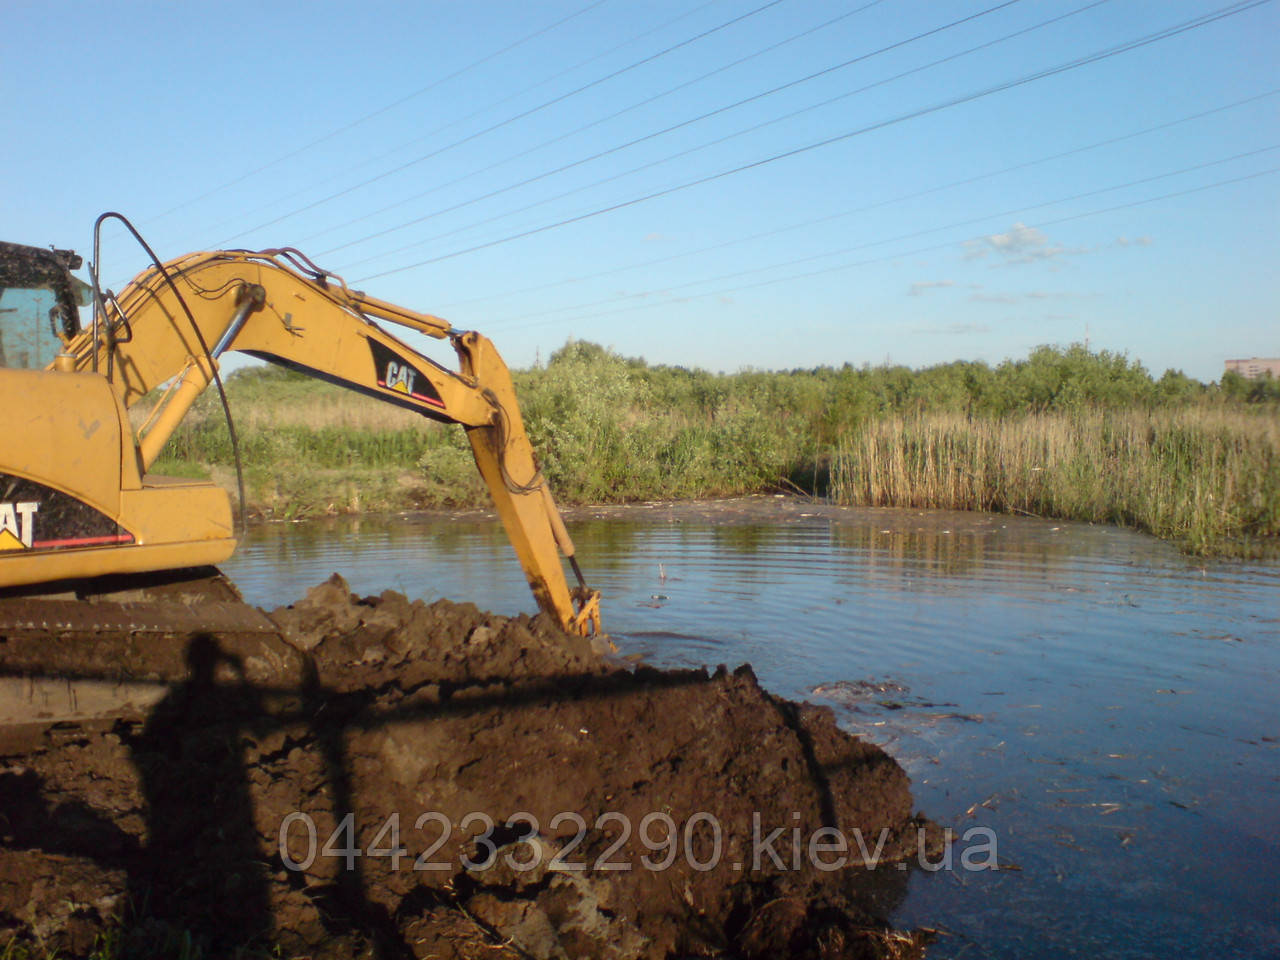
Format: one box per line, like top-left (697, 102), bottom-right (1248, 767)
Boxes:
top-left (0, 575), bottom-right (936, 959)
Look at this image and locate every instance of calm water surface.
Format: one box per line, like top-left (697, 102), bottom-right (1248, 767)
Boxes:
top-left (222, 502), bottom-right (1280, 958)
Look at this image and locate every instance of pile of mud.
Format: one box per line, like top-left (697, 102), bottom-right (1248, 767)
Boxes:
top-left (0, 576), bottom-right (937, 959)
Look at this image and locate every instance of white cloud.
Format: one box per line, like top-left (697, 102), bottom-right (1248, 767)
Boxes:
top-left (987, 222), bottom-right (1048, 256)
top-left (908, 280), bottom-right (955, 296)
top-left (967, 289), bottom-right (1086, 306)
top-left (911, 322), bottom-right (991, 335)
top-left (978, 222), bottom-right (1092, 266)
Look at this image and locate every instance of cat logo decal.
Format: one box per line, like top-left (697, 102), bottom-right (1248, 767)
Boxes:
top-left (0, 478), bottom-right (135, 551)
top-left (368, 340), bottom-right (444, 408)
top-left (0, 501), bottom-right (38, 550)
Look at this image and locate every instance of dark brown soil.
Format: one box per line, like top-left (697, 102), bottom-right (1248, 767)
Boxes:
top-left (0, 575), bottom-right (937, 959)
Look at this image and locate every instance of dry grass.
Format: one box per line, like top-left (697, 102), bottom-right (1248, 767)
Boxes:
top-left (829, 408), bottom-right (1280, 554)
top-left (133, 384), bottom-right (422, 433)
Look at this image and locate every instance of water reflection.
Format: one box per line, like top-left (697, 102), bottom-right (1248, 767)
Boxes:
top-left (223, 504), bottom-right (1280, 960)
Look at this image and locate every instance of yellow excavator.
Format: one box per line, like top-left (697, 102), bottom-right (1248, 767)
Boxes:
top-left (0, 217), bottom-right (601, 638)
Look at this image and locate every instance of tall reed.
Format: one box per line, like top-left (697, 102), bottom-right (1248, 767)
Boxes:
top-left (829, 409), bottom-right (1279, 554)
top-left (149, 346), bottom-right (1280, 553)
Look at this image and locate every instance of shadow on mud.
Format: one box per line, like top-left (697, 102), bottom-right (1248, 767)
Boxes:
top-left (127, 634), bottom-right (275, 948)
top-left (0, 596), bottom-right (923, 960)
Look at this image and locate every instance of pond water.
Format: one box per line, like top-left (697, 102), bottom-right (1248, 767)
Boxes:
top-left (222, 499), bottom-right (1280, 958)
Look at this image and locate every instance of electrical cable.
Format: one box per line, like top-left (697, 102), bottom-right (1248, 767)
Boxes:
top-left (217, 0), bottom-right (794, 244)
top-left (90, 213), bottom-right (248, 533)
top-left (319, 0), bottom-right (1035, 261)
top-left (493, 144), bottom-right (1280, 326)
top-left (436, 88), bottom-right (1279, 311)
top-left (353, 0), bottom-right (1273, 284)
top-left (299, 0), bottom-right (890, 248)
top-left (530, 165), bottom-right (1280, 331)
top-left (333, 0), bottom-right (1104, 270)
top-left (186, 0), bottom-right (724, 249)
top-left (142, 0), bottom-right (611, 228)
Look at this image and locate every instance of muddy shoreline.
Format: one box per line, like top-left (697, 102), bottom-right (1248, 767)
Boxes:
top-left (1, 573), bottom-right (940, 959)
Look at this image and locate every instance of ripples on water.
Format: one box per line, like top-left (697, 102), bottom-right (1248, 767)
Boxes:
top-left (224, 504), bottom-right (1280, 959)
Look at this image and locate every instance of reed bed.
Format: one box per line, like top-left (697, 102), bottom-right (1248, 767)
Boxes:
top-left (149, 346), bottom-right (1280, 554)
top-left (829, 409), bottom-right (1279, 554)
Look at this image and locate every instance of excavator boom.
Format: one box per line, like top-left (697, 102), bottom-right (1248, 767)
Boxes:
top-left (0, 242), bottom-right (600, 637)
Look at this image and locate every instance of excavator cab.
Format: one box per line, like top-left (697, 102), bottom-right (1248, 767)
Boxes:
top-left (0, 242), bottom-right (88, 369)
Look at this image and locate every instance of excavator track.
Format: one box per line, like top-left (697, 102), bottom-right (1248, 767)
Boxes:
top-left (0, 566), bottom-right (287, 727)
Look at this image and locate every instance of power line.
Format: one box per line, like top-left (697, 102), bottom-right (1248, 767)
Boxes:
top-left (492, 145), bottom-right (1280, 325)
top-left (354, 0), bottom-right (1273, 284)
top-left (300, 0), bottom-right (890, 249)
top-left (319, 0), bottom-right (1035, 261)
top-left (143, 0), bottom-right (611, 226)
top-left (180, 0), bottom-right (725, 248)
top-left (217, 0), bottom-right (794, 245)
top-left (520, 165), bottom-right (1280, 332)
top-left (436, 89), bottom-right (1279, 311)
top-left (334, 0), bottom-right (1100, 270)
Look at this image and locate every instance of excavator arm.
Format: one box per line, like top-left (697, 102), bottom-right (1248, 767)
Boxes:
top-left (4, 247), bottom-right (600, 636)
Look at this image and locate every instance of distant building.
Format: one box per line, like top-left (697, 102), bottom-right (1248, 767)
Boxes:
top-left (1225, 357), bottom-right (1280, 379)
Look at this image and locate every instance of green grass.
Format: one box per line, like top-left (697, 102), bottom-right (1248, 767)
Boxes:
top-left (143, 343), bottom-right (1280, 555)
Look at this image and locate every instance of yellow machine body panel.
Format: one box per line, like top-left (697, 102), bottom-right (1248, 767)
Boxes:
top-left (4, 369), bottom-right (128, 513)
top-left (0, 368), bottom-right (236, 588)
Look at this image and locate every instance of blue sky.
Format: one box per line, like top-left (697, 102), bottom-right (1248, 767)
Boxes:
top-left (5, 0), bottom-right (1277, 381)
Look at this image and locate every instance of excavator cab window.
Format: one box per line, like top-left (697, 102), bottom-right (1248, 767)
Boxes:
top-left (0, 241), bottom-right (87, 369)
